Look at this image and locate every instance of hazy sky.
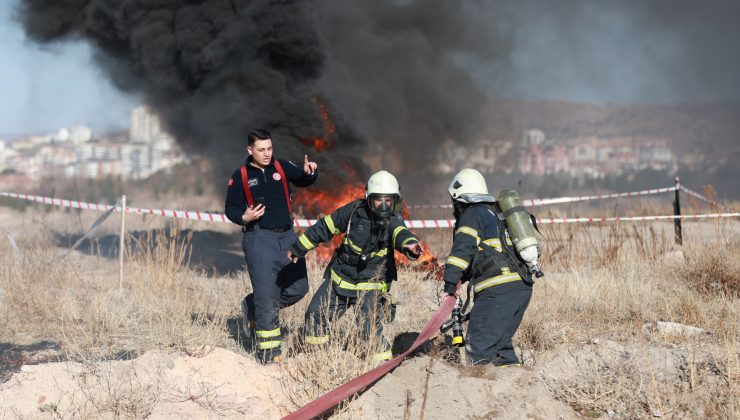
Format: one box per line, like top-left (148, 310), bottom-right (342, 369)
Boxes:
top-left (2, 0), bottom-right (739, 138)
top-left (0, 0), bottom-right (140, 138)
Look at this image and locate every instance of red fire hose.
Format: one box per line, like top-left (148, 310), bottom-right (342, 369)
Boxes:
top-left (282, 293), bottom-right (457, 420)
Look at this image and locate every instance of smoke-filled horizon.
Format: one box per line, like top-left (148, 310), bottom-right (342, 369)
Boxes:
top-left (16, 0), bottom-right (740, 188)
top-left (17, 0), bottom-right (507, 183)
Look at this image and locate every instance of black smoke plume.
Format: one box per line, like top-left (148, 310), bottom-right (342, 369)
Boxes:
top-left (18, 0), bottom-right (503, 192)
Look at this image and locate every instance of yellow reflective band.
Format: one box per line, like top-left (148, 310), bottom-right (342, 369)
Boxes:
top-left (330, 269), bottom-right (390, 292)
top-left (323, 215), bottom-right (339, 235)
top-left (305, 335), bottom-right (330, 345)
top-left (257, 340), bottom-right (282, 350)
top-left (370, 247), bottom-right (388, 258)
top-left (344, 237), bottom-right (363, 253)
top-left (482, 238), bottom-right (513, 252)
top-left (473, 272), bottom-right (522, 293)
top-left (497, 363), bottom-right (522, 368)
top-left (392, 226), bottom-right (408, 246)
top-left (483, 238), bottom-right (503, 251)
top-left (298, 234), bottom-right (316, 250)
top-left (446, 255), bottom-right (469, 270)
top-left (455, 226), bottom-right (479, 242)
top-left (255, 327), bottom-right (281, 338)
top-left (370, 351), bottom-right (393, 362)
top-left (400, 238), bottom-right (417, 247)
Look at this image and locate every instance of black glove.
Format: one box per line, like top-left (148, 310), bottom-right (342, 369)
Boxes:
top-left (443, 282), bottom-right (457, 295)
top-left (403, 248), bottom-right (419, 261)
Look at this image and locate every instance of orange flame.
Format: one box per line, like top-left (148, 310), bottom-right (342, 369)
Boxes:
top-left (302, 97), bottom-right (336, 153)
top-left (294, 183), bottom-right (366, 262)
top-left (294, 182), bottom-right (442, 278)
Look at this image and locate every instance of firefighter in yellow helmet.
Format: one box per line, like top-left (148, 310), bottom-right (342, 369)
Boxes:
top-left (288, 170), bottom-right (423, 362)
top-left (443, 168), bottom-right (534, 366)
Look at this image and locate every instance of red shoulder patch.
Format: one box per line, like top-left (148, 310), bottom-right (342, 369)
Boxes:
top-left (227, 178), bottom-right (234, 187)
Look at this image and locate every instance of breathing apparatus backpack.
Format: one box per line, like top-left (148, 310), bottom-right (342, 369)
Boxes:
top-left (495, 189), bottom-right (544, 279)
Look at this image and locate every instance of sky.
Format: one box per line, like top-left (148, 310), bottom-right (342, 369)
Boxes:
top-left (2, 0), bottom-right (739, 139)
top-left (0, 0), bottom-right (140, 139)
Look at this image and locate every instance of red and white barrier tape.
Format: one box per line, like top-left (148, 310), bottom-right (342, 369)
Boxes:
top-left (680, 186), bottom-right (735, 212)
top-left (407, 186), bottom-right (678, 209)
top-left (283, 293), bottom-right (458, 420)
top-left (3, 192), bottom-right (738, 227)
top-left (0, 192), bottom-right (230, 222)
top-left (404, 213), bottom-right (739, 227)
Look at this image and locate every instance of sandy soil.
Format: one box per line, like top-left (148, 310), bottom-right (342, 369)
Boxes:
top-left (1, 347), bottom-right (581, 419)
top-left (1, 348), bottom-right (286, 419)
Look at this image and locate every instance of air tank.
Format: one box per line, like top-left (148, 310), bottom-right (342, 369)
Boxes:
top-left (496, 189), bottom-right (543, 277)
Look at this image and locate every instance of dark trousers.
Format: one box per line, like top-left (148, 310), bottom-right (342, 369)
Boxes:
top-left (243, 227), bottom-right (309, 357)
top-left (466, 287), bottom-right (532, 366)
top-left (304, 279), bottom-right (388, 349)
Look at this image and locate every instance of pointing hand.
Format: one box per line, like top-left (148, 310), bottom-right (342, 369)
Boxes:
top-left (303, 154), bottom-right (317, 175)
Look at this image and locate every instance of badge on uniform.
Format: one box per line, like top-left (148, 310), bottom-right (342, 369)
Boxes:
top-left (228, 178), bottom-right (234, 187)
top-left (248, 178), bottom-right (259, 187)
top-left (273, 173), bottom-right (282, 181)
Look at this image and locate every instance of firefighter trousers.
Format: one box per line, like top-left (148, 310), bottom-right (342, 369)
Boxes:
top-left (304, 278), bottom-right (391, 359)
top-left (242, 227), bottom-right (309, 361)
top-left (466, 286), bottom-right (532, 366)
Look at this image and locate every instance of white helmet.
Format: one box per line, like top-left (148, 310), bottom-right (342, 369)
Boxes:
top-left (366, 170), bottom-right (400, 196)
top-left (449, 168), bottom-right (488, 199)
top-left (366, 170), bottom-right (401, 218)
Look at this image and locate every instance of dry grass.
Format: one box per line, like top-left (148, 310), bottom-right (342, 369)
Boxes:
top-left (0, 204), bottom-right (738, 418)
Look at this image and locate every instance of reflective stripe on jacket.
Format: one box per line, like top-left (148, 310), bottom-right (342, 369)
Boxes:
top-left (443, 204), bottom-right (531, 295)
top-left (290, 199), bottom-right (419, 297)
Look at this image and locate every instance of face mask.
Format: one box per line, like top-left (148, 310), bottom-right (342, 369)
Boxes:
top-left (452, 200), bottom-right (463, 219)
top-left (372, 201), bottom-right (392, 219)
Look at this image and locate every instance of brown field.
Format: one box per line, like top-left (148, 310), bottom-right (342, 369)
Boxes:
top-left (0, 201), bottom-right (738, 418)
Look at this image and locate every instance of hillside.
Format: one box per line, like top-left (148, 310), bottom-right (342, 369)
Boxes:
top-left (487, 101), bottom-right (740, 160)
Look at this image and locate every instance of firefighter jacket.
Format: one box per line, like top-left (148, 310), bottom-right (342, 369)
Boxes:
top-left (225, 157), bottom-right (318, 229)
top-left (443, 203), bottom-right (533, 296)
top-left (290, 199), bottom-right (420, 298)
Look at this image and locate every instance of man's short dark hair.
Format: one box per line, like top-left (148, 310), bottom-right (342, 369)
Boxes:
top-left (248, 129), bottom-right (272, 146)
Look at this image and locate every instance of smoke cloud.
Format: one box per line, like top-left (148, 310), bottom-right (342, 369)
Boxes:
top-left (17, 0), bottom-right (740, 194)
top-left (18, 0), bottom-right (504, 186)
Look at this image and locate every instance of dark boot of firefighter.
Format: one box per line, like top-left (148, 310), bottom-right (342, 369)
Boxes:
top-left (288, 171), bottom-right (423, 363)
top-left (443, 168), bottom-right (534, 367)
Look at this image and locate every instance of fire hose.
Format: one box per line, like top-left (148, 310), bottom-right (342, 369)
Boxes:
top-left (282, 292), bottom-right (458, 420)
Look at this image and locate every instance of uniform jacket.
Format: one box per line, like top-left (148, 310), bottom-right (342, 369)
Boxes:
top-left (443, 204), bottom-right (532, 295)
top-left (224, 156), bottom-right (317, 229)
top-left (290, 199), bottom-right (420, 297)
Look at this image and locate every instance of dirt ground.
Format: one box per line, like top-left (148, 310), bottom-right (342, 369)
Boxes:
top-left (1, 204), bottom-right (738, 419)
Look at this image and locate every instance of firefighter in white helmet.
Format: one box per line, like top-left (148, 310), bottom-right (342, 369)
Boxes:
top-left (288, 170), bottom-right (423, 362)
top-left (443, 168), bottom-right (534, 366)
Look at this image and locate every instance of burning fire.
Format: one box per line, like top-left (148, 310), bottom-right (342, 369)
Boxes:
top-left (302, 97), bottom-right (336, 153)
top-left (294, 183), bottom-right (366, 262)
top-left (294, 182), bottom-right (442, 278)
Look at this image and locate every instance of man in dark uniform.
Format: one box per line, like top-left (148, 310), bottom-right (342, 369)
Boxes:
top-left (443, 168), bottom-right (533, 366)
top-left (287, 170), bottom-right (423, 362)
top-left (224, 129), bottom-right (318, 364)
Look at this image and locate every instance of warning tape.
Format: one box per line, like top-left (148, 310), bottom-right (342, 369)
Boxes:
top-left (405, 213), bottom-right (740, 227)
top-left (2, 192), bottom-right (738, 227)
top-left (407, 186), bottom-right (678, 209)
top-left (0, 192), bottom-right (230, 222)
top-left (680, 186), bottom-right (735, 212)
top-left (283, 293), bottom-right (458, 420)
top-left (59, 202), bottom-right (120, 259)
